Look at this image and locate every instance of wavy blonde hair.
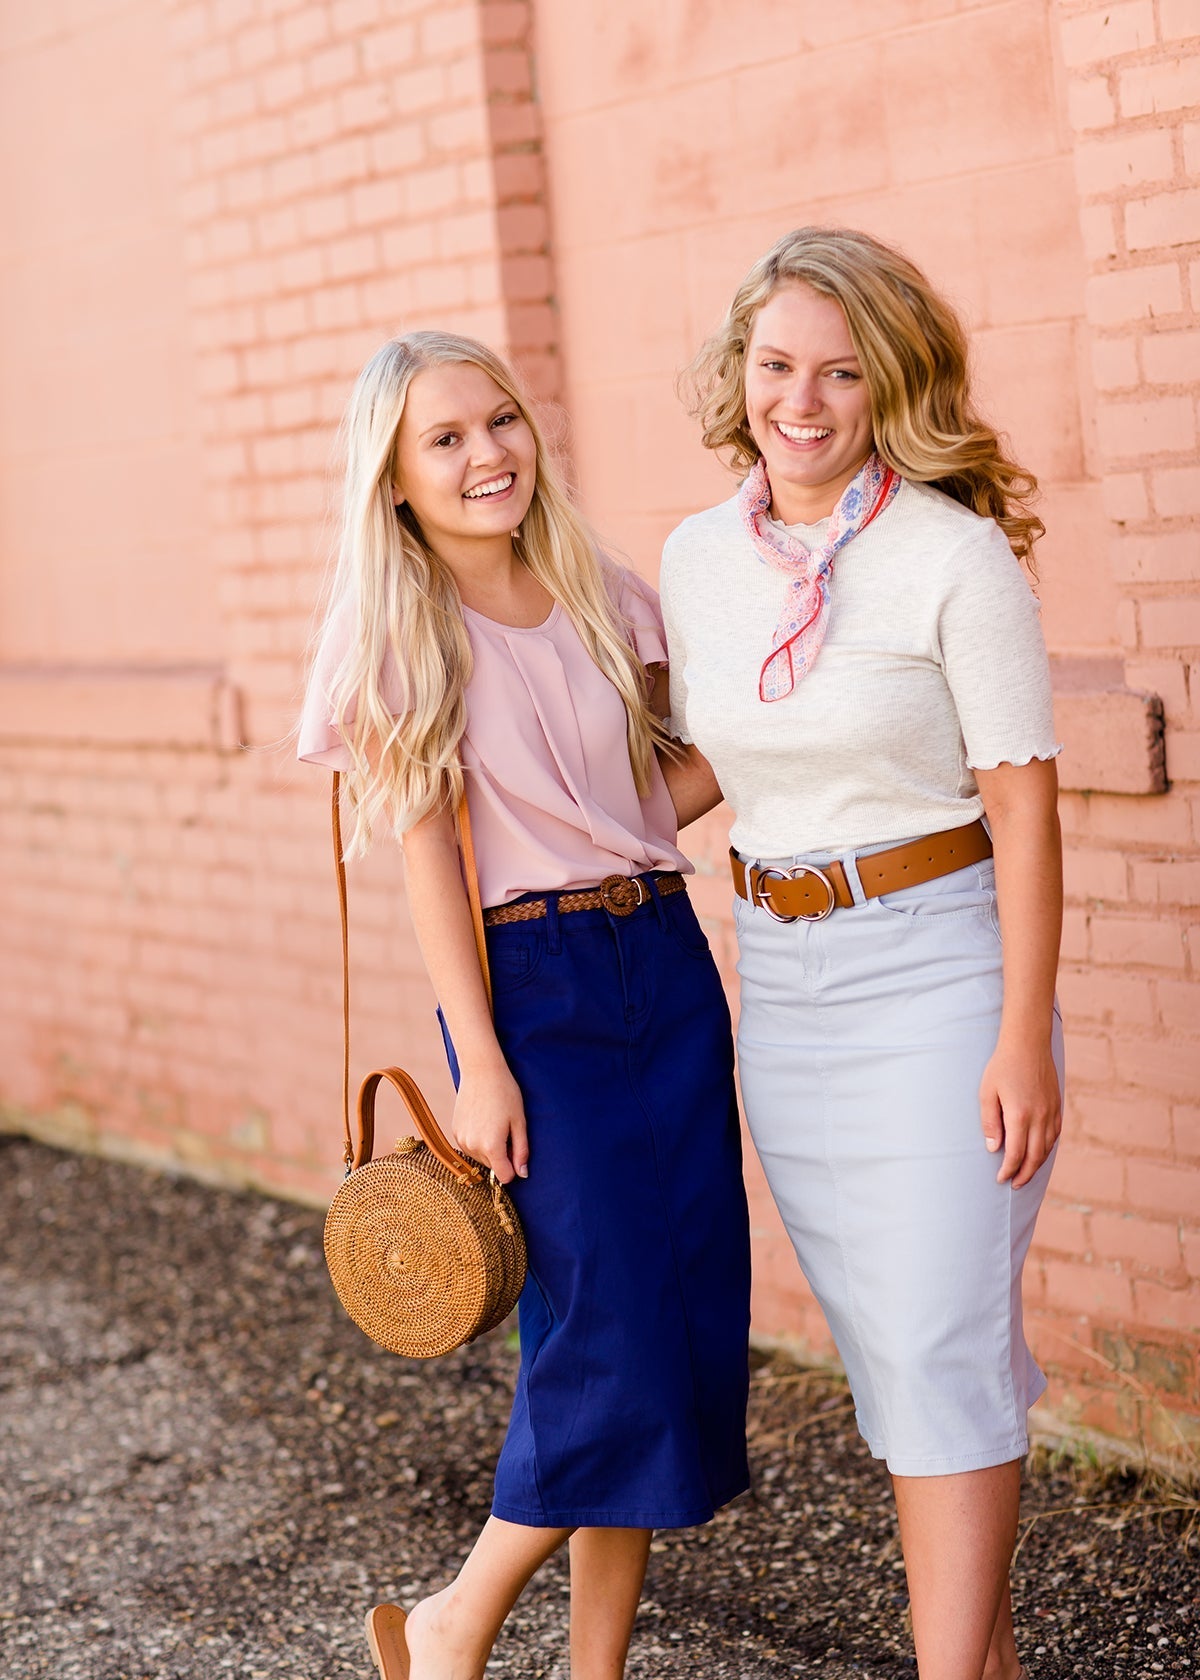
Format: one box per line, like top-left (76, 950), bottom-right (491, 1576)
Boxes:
top-left (316, 331), bottom-right (668, 853)
top-left (683, 226), bottom-right (1043, 561)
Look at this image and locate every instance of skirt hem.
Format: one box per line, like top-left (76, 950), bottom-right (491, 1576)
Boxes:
top-left (491, 1477), bottom-right (751, 1530)
top-left (872, 1437), bottom-right (1030, 1476)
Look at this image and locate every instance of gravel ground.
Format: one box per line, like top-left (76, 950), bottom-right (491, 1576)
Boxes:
top-left (1, 1137), bottom-right (1196, 1680)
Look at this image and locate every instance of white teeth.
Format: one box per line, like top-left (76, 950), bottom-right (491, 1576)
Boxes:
top-left (776, 423), bottom-right (832, 441)
top-left (464, 473), bottom-right (514, 499)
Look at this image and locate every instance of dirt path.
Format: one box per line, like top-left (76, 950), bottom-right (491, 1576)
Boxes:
top-left (1, 1138), bottom-right (1195, 1679)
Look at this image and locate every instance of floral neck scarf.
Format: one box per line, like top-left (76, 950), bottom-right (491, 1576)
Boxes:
top-left (739, 454), bottom-right (900, 702)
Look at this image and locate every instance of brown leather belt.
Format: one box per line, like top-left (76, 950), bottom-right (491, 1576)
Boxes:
top-left (483, 871), bottom-right (686, 927)
top-left (730, 819), bottom-right (992, 923)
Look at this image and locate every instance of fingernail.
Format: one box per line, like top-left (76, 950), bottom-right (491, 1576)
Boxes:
top-left (517, 1165), bottom-right (528, 1178)
top-left (985, 1138), bottom-right (1000, 1152)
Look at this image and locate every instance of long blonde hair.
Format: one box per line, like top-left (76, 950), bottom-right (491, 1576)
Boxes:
top-left (683, 226), bottom-right (1043, 561)
top-left (317, 331), bottom-right (666, 853)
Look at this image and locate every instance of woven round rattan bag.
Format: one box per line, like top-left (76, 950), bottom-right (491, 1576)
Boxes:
top-left (324, 783), bottom-right (524, 1359)
top-left (324, 1134), bottom-right (526, 1359)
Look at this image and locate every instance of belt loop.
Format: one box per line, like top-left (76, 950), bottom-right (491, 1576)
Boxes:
top-left (643, 872), bottom-right (667, 928)
top-left (544, 891), bottom-right (562, 955)
top-left (843, 849), bottom-right (869, 908)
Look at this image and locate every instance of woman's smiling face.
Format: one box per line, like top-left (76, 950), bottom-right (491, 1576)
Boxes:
top-left (743, 282), bottom-right (874, 524)
top-left (393, 361), bottom-right (537, 555)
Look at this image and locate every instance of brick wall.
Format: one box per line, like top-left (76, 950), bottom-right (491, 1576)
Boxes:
top-left (0, 0), bottom-right (1196, 1453)
top-left (0, 0), bottom-right (553, 1200)
top-left (1042, 0), bottom-right (1200, 1449)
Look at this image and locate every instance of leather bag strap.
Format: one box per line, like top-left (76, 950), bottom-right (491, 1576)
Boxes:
top-left (456, 789), bottom-right (493, 1015)
top-left (332, 771), bottom-right (492, 1174)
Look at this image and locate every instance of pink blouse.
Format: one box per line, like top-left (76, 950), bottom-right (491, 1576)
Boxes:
top-left (298, 568), bottom-right (690, 907)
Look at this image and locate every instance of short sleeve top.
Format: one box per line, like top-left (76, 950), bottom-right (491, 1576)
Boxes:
top-left (298, 567), bottom-right (689, 907)
top-left (660, 478), bottom-right (1060, 858)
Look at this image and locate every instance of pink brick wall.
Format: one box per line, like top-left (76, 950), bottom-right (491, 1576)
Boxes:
top-left (0, 4), bottom-right (217, 664)
top-left (0, 0), bottom-right (554, 1202)
top-left (0, 0), bottom-right (1196, 1452)
top-left (1046, 0), bottom-right (1200, 1449)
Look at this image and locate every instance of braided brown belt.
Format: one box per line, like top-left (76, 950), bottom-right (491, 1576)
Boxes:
top-left (483, 871), bottom-right (687, 927)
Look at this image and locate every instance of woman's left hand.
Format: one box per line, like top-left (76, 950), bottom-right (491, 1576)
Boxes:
top-left (979, 1034), bottom-right (1062, 1187)
top-left (973, 757), bottom-right (1063, 1191)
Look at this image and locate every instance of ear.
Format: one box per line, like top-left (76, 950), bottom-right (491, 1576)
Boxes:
top-left (392, 483), bottom-right (405, 508)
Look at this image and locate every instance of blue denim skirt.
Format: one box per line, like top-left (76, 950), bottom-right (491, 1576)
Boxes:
top-left (734, 849), bottom-right (1063, 1477)
top-left (440, 877), bottom-right (751, 1527)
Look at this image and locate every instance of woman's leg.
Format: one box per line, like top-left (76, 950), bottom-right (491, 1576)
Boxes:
top-left (891, 1460), bottom-right (1023, 1680)
top-left (568, 1527), bottom-right (652, 1680)
top-left (985, 1582), bottom-right (1020, 1680)
top-left (404, 1517), bottom-right (571, 1680)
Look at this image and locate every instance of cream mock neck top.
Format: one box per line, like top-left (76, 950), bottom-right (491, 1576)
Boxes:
top-left (659, 478), bottom-right (1060, 859)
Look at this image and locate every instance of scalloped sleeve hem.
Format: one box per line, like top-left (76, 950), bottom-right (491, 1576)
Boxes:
top-left (663, 715), bottom-right (693, 746)
top-left (966, 742), bottom-right (1063, 771)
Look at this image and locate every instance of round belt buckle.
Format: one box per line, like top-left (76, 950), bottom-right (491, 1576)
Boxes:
top-left (753, 863), bottom-right (836, 923)
top-left (599, 874), bottom-right (647, 916)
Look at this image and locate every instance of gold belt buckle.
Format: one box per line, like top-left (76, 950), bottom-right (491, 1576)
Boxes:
top-left (752, 863), bottom-right (836, 924)
top-left (599, 874), bottom-right (647, 916)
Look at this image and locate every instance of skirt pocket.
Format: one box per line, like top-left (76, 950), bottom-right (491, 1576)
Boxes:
top-left (662, 887), bottom-right (714, 958)
top-left (873, 859), bottom-right (997, 922)
top-left (484, 922), bottom-right (549, 990)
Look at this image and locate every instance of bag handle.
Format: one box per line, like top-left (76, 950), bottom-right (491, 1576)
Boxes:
top-left (332, 771), bottom-right (493, 1177)
top-left (355, 1066), bottom-right (478, 1181)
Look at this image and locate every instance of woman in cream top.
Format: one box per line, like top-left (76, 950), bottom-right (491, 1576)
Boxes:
top-left (662, 227), bottom-right (1062, 1680)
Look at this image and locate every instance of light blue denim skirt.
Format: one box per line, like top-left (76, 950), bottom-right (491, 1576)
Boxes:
top-left (733, 845), bottom-right (1063, 1477)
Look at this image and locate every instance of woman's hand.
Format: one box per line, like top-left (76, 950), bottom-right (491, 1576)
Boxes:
top-left (450, 1054), bottom-right (530, 1185)
top-left (979, 1031), bottom-right (1062, 1187)
top-left (974, 756), bottom-right (1063, 1190)
top-left (647, 663), bottom-right (725, 829)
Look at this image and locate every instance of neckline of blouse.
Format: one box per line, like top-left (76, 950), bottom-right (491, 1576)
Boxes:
top-left (462, 600), bottom-right (562, 635)
top-left (771, 513), bottom-right (831, 538)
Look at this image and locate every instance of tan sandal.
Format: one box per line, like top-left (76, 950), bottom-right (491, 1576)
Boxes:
top-left (364, 1603), bottom-right (410, 1680)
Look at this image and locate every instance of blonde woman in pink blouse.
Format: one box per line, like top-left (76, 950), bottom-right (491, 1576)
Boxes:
top-left (300, 332), bottom-right (751, 1680)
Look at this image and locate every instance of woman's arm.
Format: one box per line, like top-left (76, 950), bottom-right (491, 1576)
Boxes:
top-left (659, 743), bottom-right (725, 829)
top-left (402, 803), bottom-right (529, 1184)
top-left (647, 664), bottom-right (725, 829)
top-left (973, 756), bottom-right (1063, 1187)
